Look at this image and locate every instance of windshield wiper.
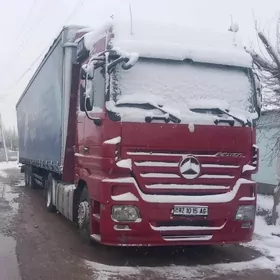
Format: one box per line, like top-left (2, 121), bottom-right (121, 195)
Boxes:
top-left (190, 108), bottom-right (251, 127)
top-left (116, 102), bottom-right (181, 124)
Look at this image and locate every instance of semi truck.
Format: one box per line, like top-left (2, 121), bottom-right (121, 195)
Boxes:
top-left (16, 20), bottom-right (261, 246)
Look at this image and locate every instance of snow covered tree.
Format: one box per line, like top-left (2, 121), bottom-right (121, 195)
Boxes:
top-left (245, 17), bottom-right (280, 225)
top-left (3, 126), bottom-right (18, 151)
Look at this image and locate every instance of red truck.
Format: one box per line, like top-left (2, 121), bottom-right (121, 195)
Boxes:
top-left (16, 21), bottom-right (261, 246)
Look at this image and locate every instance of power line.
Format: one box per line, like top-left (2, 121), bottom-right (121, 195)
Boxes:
top-left (0, 0), bottom-right (85, 100)
top-left (14, 1), bottom-right (52, 58)
top-left (0, 47), bottom-right (47, 101)
top-left (0, 1), bottom-right (49, 82)
top-left (14, 0), bottom-right (38, 44)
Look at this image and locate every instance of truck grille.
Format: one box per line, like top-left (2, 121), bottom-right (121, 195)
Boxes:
top-left (126, 150), bottom-right (245, 195)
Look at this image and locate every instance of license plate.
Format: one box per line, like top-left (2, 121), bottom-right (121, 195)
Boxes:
top-left (173, 206), bottom-right (208, 216)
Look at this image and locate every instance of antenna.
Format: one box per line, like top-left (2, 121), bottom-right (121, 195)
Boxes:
top-left (229, 14), bottom-right (239, 33)
top-left (129, 4), bottom-right (133, 35)
top-left (229, 14), bottom-right (239, 46)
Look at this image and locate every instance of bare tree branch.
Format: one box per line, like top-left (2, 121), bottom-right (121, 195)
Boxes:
top-left (245, 47), bottom-right (276, 71)
top-left (258, 32), bottom-right (280, 80)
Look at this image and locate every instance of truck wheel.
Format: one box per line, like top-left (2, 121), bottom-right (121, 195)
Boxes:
top-left (77, 188), bottom-right (92, 245)
top-left (45, 174), bottom-right (56, 213)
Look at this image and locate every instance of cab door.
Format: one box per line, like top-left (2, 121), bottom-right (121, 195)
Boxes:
top-left (80, 57), bottom-right (106, 178)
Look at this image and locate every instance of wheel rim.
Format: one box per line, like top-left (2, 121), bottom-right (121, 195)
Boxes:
top-left (78, 201), bottom-right (90, 228)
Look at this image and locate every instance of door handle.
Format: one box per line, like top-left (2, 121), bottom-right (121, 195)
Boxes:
top-left (83, 147), bottom-right (89, 154)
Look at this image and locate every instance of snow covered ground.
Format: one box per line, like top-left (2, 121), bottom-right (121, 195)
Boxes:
top-left (0, 161), bottom-right (19, 178)
top-left (244, 195), bottom-right (280, 266)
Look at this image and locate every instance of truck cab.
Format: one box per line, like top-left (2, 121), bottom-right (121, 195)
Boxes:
top-left (73, 21), bottom-right (261, 245)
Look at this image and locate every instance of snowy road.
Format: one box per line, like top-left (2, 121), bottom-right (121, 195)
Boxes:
top-left (0, 163), bottom-right (280, 280)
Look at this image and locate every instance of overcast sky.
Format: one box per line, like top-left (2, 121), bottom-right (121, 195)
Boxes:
top-left (0, 0), bottom-right (279, 127)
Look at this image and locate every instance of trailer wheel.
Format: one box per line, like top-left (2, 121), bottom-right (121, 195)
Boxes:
top-left (77, 188), bottom-right (92, 245)
top-left (45, 174), bottom-right (56, 213)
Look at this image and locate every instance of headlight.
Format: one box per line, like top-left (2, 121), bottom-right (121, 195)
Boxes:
top-left (112, 205), bottom-right (141, 222)
top-left (235, 205), bottom-right (255, 221)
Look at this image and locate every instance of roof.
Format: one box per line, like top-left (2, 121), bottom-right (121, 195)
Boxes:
top-left (83, 19), bottom-right (252, 68)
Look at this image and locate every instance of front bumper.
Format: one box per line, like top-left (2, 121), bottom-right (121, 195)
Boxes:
top-left (94, 178), bottom-right (256, 246)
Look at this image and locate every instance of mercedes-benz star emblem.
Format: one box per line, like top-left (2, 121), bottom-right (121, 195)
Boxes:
top-left (179, 156), bottom-right (201, 179)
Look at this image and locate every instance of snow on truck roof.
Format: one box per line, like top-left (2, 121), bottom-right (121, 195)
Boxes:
top-left (81, 19), bottom-right (252, 68)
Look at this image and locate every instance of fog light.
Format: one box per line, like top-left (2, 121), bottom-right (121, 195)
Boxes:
top-left (114, 225), bottom-right (131, 231)
top-left (235, 205), bottom-right (255, 221)
top-left (241, 221), bottom-right (252, 228)
top-left (112, 205), bottom-right (140, 222)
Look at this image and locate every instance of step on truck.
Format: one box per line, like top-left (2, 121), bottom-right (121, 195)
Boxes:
top-left (16, 20), bottom-right (261, 246)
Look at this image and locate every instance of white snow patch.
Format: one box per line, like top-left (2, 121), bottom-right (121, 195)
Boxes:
top-left (0, 161), bottom-right (19, 178)
top-left (146, 184), bottom-right (229, 190)
top-left (77, 27), bottom-right (95, 33)
top-left (103, 177), bottom-right (254, 203)
top-left (111, 19), bottom-right (252, 67)
top-left (243, 216), bottom-right (280, 266)
top-left (202, 164), bottom-right (239, 168)
top-left (109, 59), bottom-right (255, 124)
top-left (140, 173), bottom-right (180, 178)
top-left (91, 234), bottom-right (101, 242)
top-left (242, 164), bottom-right (256, 173)
top-left (85, 255), bottom-right (277, 280)
top-left (116, 159), bottom-right (132, 170)
top-left (111, 192), bottom-right (139, 202)
top-left (103, 136), bottom-right (121, 144)
top-left (135, 161), bottom-right (178, 167)
top-left (80, 20), bottom-right (111, 51)
top-left (0, 161), bottom-right (19, 170)
top-left (150, 222), bottom-right (226, 232)
top-left (128, 151), bottom-right (215, 157)
top-left (81, 19), bottom-right (256, 126)
top-left (200, 174), bottom-right (234, 179)
top-left (239, 196), bottom-right (255, 201)
top-left (82, 19), bottom-right (251, 67)
top-left (0, 170), bottom-right (8, 178)
top-left (74, 153), bottom-right (84, 157)
top-left (241, 193), bottom-right (280, 269)
top-left (257, 195), bottom-right (274, 212)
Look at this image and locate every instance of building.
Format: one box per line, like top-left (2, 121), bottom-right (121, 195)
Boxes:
top-left (253, 109), bottom-right (280, 195)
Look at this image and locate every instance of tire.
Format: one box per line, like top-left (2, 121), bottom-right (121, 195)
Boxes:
top-left (45, 173), bottom-right (57, 213)
top-left (77, 188), bottom-right (92, 245)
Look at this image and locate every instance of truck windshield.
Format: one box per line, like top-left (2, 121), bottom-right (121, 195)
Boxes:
top-left (109, 58), bottom-right (257, 124)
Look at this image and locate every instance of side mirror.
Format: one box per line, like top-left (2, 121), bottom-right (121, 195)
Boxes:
top-left (122, 52), bottom-right (139, 70)
top-left (107, 51), bottom-right (139, 73)
top-left (84, 95), bottom-right (102, 126)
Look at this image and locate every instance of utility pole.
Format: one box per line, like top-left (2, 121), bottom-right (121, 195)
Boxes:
top-left (0, 113), bottom-right (8, 162)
